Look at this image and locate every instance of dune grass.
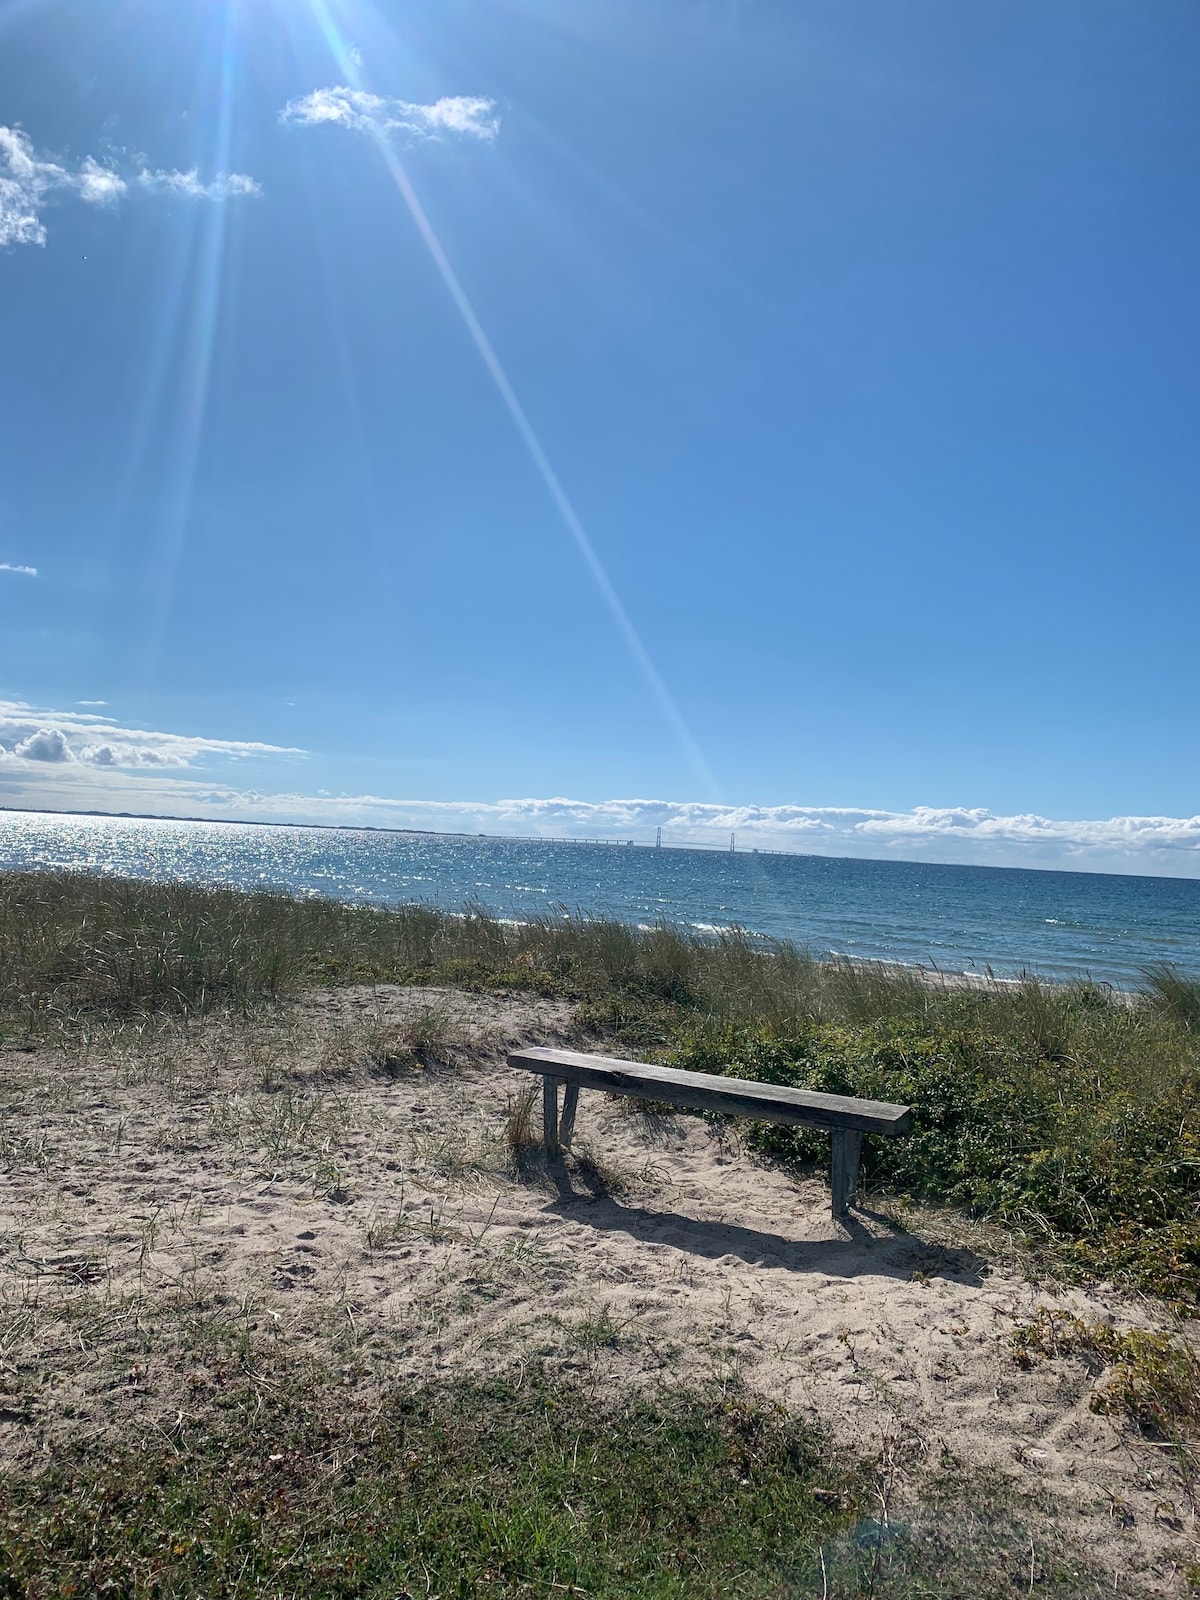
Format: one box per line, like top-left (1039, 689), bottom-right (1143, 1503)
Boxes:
top-left (2, 868), bottom-right (1199, 1305)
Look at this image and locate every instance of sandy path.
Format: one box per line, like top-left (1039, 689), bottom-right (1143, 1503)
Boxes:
top-left (0, 985), bottom-right (1192, 1592)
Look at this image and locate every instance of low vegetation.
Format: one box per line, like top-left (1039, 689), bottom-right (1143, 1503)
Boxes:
top-left (671, 1002), bottom-right (1198, 1306)
top-left (1, 870), bottom-right (1194, 1595)
top-left (1013, 1308), bottom-right (1200, 1484)
top-left (0, 1361), bottom-right (1142, 1600)
top-left (0, 1369), bottom-right (847, 1599)
top-left (3, 869), bottom-right (1197, 1305)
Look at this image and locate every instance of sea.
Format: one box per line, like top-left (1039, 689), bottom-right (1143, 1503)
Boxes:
top-left (2, 809), bottom-right (1198, 988)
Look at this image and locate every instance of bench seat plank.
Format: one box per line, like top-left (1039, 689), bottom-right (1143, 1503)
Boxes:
top-left (509, 1047), bottom-right (912, 1137)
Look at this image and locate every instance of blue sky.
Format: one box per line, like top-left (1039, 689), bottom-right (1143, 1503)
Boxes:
top-left (2, 0), bottom-right (1199, 874)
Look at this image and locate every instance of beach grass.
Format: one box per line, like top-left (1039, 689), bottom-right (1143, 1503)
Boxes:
top-left (2, 868), bottom-right (1198, 1308)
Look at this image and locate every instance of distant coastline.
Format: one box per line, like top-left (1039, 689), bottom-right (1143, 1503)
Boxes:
top-left (0, 802), bottom-right (1193, 883)
top-left (0, 803), bottom-right (793, 856)
top-left (0, 802), bottom-right (470, 840)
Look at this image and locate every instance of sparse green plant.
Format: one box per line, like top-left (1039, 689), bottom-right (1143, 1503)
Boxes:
top-left (364, 1194), bottom-right (465, 1246)
top-left (569, 1142), bottom-right (636, 1197)
top-left (312, 1146), bottom-right (349, 1201)
top-left (401, 1093), bottom-right (500, 1177)
top-left (245, 1032), bottom-right (288, 1091)
top-left (251, 1088), bottom-right (324, 1160)
top-left (353, 1017), bottom-right (419, 1078)
top-left (0, 1120), bottom-right (49, 1171)
top-left (1143, 963), bottom-right (1200, 1031)
top-left (136, 1211), bottom-right (160, 1280)
top-left (401, 1001), bottom-right (454, 1056)
top-left (565, 1303), bottom-right (627, 1352)
top-left (412, 1196), bottom-right (462, 1244)
top-left (501, 1230), bottom-right (551, 1270)
top-left (207, 1082), bottom-right (361, 1186)
top-left (363, 1193), bottom-right (407, 1253)
top-left (341, 1003), bottom-right (459, 1080)
top-left (1012, 1308), bottom-right (1200, 1482)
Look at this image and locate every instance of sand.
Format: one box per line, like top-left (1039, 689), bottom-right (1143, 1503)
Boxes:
top-left (0, 984), bottom-right (1193, 1591)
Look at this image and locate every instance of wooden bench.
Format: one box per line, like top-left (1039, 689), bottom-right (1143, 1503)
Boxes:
top-left (507, 1046), bottom-right (913, 1219)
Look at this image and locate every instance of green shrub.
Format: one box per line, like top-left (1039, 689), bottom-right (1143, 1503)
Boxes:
top-left (669, 1013), bottom-right (1200, 1303)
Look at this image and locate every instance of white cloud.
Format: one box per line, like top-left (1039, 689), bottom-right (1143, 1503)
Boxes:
top-left (0, 126), bottom-right (126, 248)
top-left (0, 123), bottom-right (259, 248)
top-left (0, 700), bottom-right (1195, 876)
top-left (1, 126), bottom-right (59, 247)
top-left (0, 174), bottom-right (45, 247)
top-left (80, 742), bottom-right (188, 769)
top-left (281, 86), bottom-right (499, 144)
top-left (439, 797), bottom-right (1200, 870)
top-left (0, 563), bottom-right (36, 577)
top-left (137, 167), bottom-right (262, 201)
top-left (14, 727), bottom-right (73, 763)
top-left (0, 701), bottom-right (302, 771)
top-left (76, 156), bottom-right (127, 205)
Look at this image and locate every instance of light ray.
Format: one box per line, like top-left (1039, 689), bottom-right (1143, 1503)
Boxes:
top-left (524, 108), bottom-right (790, 329)
top-left (143, 0), bottom-right (240, 672)
top-left (371, 141), bottom-right (716, 791)
top-left (297, 0), bottom-right (718, 796)
top-left (100, 218), bottom-right (201, 567)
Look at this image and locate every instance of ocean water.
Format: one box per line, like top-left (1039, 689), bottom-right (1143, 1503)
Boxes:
top-left (1, 809), bottom-right (1198, 986)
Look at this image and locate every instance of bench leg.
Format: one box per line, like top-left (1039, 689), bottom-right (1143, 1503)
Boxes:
top-left (558, 1082), bottom-right (580, 1150)
top-left (543, 1075), bottom-right (563, 1159)
top-left (830, 1130), bottom-right (862, 1219)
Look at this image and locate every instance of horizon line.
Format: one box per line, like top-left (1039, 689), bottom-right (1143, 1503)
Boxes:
top-left (2, 801), bottom-right (1198, 887)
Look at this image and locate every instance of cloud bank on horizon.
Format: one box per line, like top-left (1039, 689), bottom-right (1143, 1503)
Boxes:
top-left (0, 702), bottom-right (1197, 877)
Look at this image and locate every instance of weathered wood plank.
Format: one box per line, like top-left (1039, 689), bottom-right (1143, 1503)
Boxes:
top-left (509, 1047), bottom-right (912, 1137)
top-left (558, 1082), bottom-right (580, 1149)
top-left (542, 1075), bottom-right (562, 1158)
top-left (830, 1128), bottom-right (862, 1217)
